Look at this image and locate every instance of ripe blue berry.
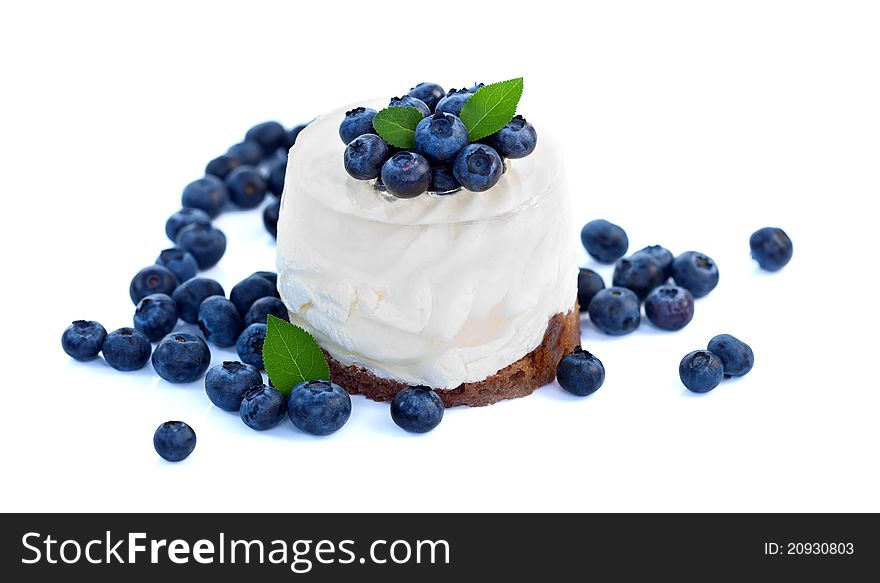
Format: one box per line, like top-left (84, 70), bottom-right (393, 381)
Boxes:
top-left (175, 223), bottom-right (227, 269)
top-left (129, 265), bottom-right (179, 305)
top-left (102, 327), bottom-right (152, 371)
top-left (263, 199), bottom-right (280, 239)
top-left (230, 274), bottom-right (278, 316)
top-left (165, 207), bottom-right (211, 243)
top-left (644, 285), bottom-right (695, 331)
top-left (707, 334), bottom-right (754, 377)
top-left (225, 165), bottom-right (267, 209)
top-left (181, 175), bottom-right (228, 218)
top-left (390, 386), bottom-right (444, 433)
top-left (62, 320), bottom-right (107, 361)
top-left (453, 144), bottom-right (503, 192)
top-left (244, 296), bottom-right (289, 327)
top-left (236, 323), bottom-right (267, 369)
top-left (389, 95), bottom-right (430, 117)
top-left (577, 268), bottom-right (605, 312)
top-left (227, 140), bottom-right (264, 166)
top-left (286, 123), bottom-right (307, 150)
top-left (671, 251), bottom-right (719, 298)
top-left (288, 380), bottom-right (352, 436)
top-left (750, 227), bottom-right (793, 272)
top-left (171, 278), bottom-right (224, 324)
top-left (407, 82), bottom-right (446, 111)
top-left (240, 385), bottom-right (288, 431)
top-left (435, 88), bottom-right (473, 116)
top-left (245, 121), bottom-right (287, 153)
top-left (266, 156), bottom-right (287, 197)
top-left (428, 165), bottom-right (461, 194)
top-left (556, 347), bottom-right (605, 396)
top-left (339, 107), bottom-right (377, 144)
top-left (205, 153), bottom-right (241, 180)
top-left (415, 112), bottom-right (469, 163)
top-left (197, 295), bottom-right (243, 347)
top-left (155, 248), bottom-right (198, 283)
top-left (580, 219), bottom-right (629, 264)
top-left (612, 254), bottom-right (667, 301)
top-left (633, 245), bottom-right (674, 278)
top-left (153, 421), bottom-right (196, 462)
top-left (152, 333), bottom-right (211, 383)
top-left (587, 287), bottom-right (641, 336)
top-left (679, 350), bottom-right (724, 393)
top-left (486, 115), bottom-right (538, 159)
top-left (344, 134), bottom-right (390, 180)
top-left (251, 271), bottom-right (277, 288)
top-left (381, 152), bottom-right (432, 199)
top-left (133, 293), bottom-right (179, 342)
top-left (205, 361), bottom-right (263, 411)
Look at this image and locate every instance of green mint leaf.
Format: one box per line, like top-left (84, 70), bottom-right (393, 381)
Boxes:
top-left (262, 314), bottom-right (330, 397)
top-left (371, 106), bottom-right (423, 149)
top-left (459, 77), bottom-right (524, 141)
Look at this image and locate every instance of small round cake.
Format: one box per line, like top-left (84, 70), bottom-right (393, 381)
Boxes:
top-left (276, 99), bottom-right (579, 406)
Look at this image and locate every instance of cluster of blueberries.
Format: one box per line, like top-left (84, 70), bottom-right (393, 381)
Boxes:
top-left (554, 220), bottom-right (793, 396)
top-left (341, 82), bottom-right (538, 198)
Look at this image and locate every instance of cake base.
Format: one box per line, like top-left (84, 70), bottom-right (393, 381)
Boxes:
top-left (326, 307), bottom-right (581, 407)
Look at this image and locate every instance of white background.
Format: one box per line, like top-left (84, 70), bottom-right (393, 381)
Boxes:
top-left (1, 1), bottom-right (878, 513)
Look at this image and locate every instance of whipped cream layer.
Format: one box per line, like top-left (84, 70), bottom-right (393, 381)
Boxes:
top-left (276, 101), bottom-right (577, 389)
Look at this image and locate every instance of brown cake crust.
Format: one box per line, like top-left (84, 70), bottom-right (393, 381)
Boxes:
top-left (325, 306), bottom-right (581, 407)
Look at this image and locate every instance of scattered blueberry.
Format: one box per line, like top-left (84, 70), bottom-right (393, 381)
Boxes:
top-left (225, 165), bottom-right (267, 209)
top-left (244, 296), bottom-right (289, 327)
top-left (240, 384), bottom-right (288, 430)
top-left (227, 140), bottom-right (264, 166)
top-left (486, 115), bottom-right (538, 159)
top-left (679, 350), bottom-right (724, 393)
top-left (344, 134), bottom-right (390, 180)
top-left (181, 175), bottom-right (228, 218)
top-left (230, 274), bottom-right (278, 316)
top-left (197, 295), bottom-right (243, 347)
top-left (61, 320), bottom-right (107, 361)
top-left (415, 112), bottom-right (469, 163)
top-left (435, 88), bottom-right (473, 116)
top-left (205, 153), bottom-right (241, 180)
top-left (556, 346), bottom-right (605, 396)
top-left (644, 285), bottom-right (695, 331)
top-left (266, 156), bottom-right (287, 197)
top-left (587, 287), bottom-right (641, 336)
top-left (577, 268), bottom-right (605, 312)
top-left (671, 251), bottom-right (719, 298)
top-left (428, 165), bottom-right (461, 194)
top-left (152, 333), bottom-right (211, 383)
top-left (708, 334), bottom-right (754, 377)
top-left (453, 144), bottom-right (503, 192)
top-left (236, 323), bottom-right (267, 369)
top-left (407, 82), bottom-right (446, 111)
top-left (251, 271), bottom-right (278, 288)
top-left (263, 198), bottom-right (280, 238)
top-left (245, 121), bottom-right (287, 153)
top-left (389, 95), bottom-right (431, 117)
top-left (205, 361), bottom-right (263, 412)
top-left (612, 254), bottom-right (666, 300)
top-left (133, 293), bottom-right (179, 342)
top-left (153, 421), bottom-right (196, 462)
top-left (633, 245), bottom-right (674, 278)
top-left (339, 107), bottom-right (378, 144)
top-left (390, 386), bottom-right (444, 433)
top-left (175, 223), bottom-right (227, 269)
top-left (580, 219), bottom-right (629, 264)
top-left (171, 278), bottom-right (224, 324)
top-left (165, 207), bottom-right (211, 243)
top-left (102, 327), bottom-right (152, 371)
top-left (129, 265), bottom-right (179, 304)
top-left (288, 380), bottom-right (352, 436)
top-left (285, 123), bottom-right (307, 150)
top-left (381, 152), bottom-right (432, 199)
top-left (155, 248), bottom-right (198, 282)
top-left (750, 227), bottom-right (793, 272)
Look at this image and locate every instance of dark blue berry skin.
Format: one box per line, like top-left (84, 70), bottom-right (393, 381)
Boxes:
top-left (225, 165), bottom-right (267, 209)
top-left (468, 83), bottom-right (485, 93)
top-left (453, 144), bottom-right (504, 192)
top-left (230, 274), bottom-right (278, 316)
top-left (415, 112), bottom-right (469, 163)
top-left (244, 296), bottom-right (289, 327)
top-left (227, 140), bottom-right (264, 166)
top-left (152, 333), bottom-right (211, 383)
top-left (62, 320), bottom-right (107, 361)
top-left (407, 82), bottom-right (446, 112)
top-left (288, 380), bottom-right (352, 436)
top-left (381, 152), bottom-right (432, 199)
top-left (197, 296), bottom-right (243, 347)
top-left (181, 175), bottom-right (228, 218)
top-left (240, 385), bottom-right (288, 431)
top-left (129, 265), bottom-right (179, 304)
top-left (153, 421), bottom-right (196, 462)
top-left (266, 156), bottom-right (287, 197)
top-left (102, 327), bottom-right (152, 371)
top-left (205, 153), bottom-right (241, 180)
top-left (644, 285), bottom-right (694, 331)
top-left (577, 268), bottom-right (605, 312)
top-left (612, 254), bottom-right (667, 301)
top-left (285, 123), bottom-right (307, 150)
top-left (171, 278), bottom-right (224, 324)
top-left (133, 293), bottom-right (179, 342)
top-left (486, 115), bottom-right (538, 159)
top-left (435, 88), bottom-right (473, 116)
top-left (155, 248), bottom-right (198, 283)
top-left (633, 245), bottom-right (674, 278)
top-left (581, 219), bottom-right (629, 264)
top-left (428, 165), bottom-right (461, 194)
top-left (165, 208), bottom-right (211, 242)
top-left (707, 334), bottom-right (754, 377)
top-left (245, 121), bottom-right (287, 152)
top-left (679, 350), bottom-right (724, 393)
top-left (587, 287), bottom-right (641, 336)
top-left (339, 107), bottom-right (378, 144)
top-left (251, 271), bottom-right (278, 288)
top-left (263, 198), bottom-right (280, 238)
top-left (175, 223), bottom-right (227, 269)
top-left (750, 227), bottom-right (793, 272)
top-left (389, 95), bottom-right (431, 117)
top-left (671, 251), bottom-right (719, 298)
top-left (556, 347), bottom-right (605, 396)
top-left (236, 323), bottom-right (267, 369)
top-left (390, 386), bottom-right (444, 433)
top-left (344, 134), bottom-right (390, 180)
top-left (205, 361), bottom-right (263, 411)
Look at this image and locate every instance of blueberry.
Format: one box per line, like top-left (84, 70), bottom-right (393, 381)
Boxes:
top-left (428, 165), bottom-right (461, 194)
top-left (415, 112), bottom-right (469, 164)
top-left (239, 384), bottom-right (288, 430)
top-left (181, 175), bottom-right (228, 218)
top-left (165, 207), bottom-right (211, 242)
top-left (152, 332), bottom-right (211, 383)
top-left (577, 268), bottom-right (605, 312)
top-left (225, 165), bottom-right (267, 209)
top-left (175, 223), bottom-right (227, 269)
top-left (230, 274), bottom-right (278, 316)
top-left (633, 245), bottom-right (674, 278)
top-left (468, 83), bottom-right (485, 92)
top-left (251, 271), bottom-right (278, 288)
top-left (381, 152), bottom-right (432, 199)
top-left (285, 123), bottom-right (308, 150)
top-left (265, 156), bottom-right (287, 197)
top-left (205, 153), bottom-right (241, 180)
top-left (339, 107), bottom-right (377, 144)
top-left (244, 296), bottom-right (289, 327)
top-left (587, 287), bottom-right (641, 336)
top-left (390, 386), bottom-right (444, 433)
top-left (671, 251), bottom-right (719, 298)
top-left (153, 421), bottom-right (196, 462)
top-left (750, 227), bottom-right (793, 272)
top-left (155, 247), bottom-right (198, 282)
top-left (245, 121), bottom-right (287, 152)
top-left (707, 334), bottom-right (754, 377)
top-left (236, 323), bottom-right (267, 369)
top-left (102, 327), bottom-right (152, 371)
top-left (453, 144), bottom-right (503, 192)
top-left (407, 82), bottom-right (446, 111)
top-left (344, 134), bottom-right (390, 180)
top-left (644, 285), bottom-right (695, 331)
top-left (227, 140), bottom-right (264, 166)
top-left (287, 380), bottom-right (352, 435)
top-left (679, 350), bottom-right (724, 393)
top-left (263, 198), bottom-right (280, 238)
top-left (580, 219), bottom-right (628, 264)
top-left (171, 278), bottom-right (224, 324)
top-left (133, 293), bottom-right (179, 342)
top-left (435, 88), bottom-right (473, 116)
top-left (61, 320), bottom-right (107, 361)
top-left (612, 254), bottom-right (666, 301)
top-left (205, 361), bottom-right (263, 411)
top-left (486, 115), bottom-right (538, 159)
top-left (556, 346), bottom-right (605, 396)
top-left (197, 295), bottom-right (243, 347)
top-left (389, 95), bottom-right (431, 117)
top-left (129, 265), bottom-right (179, 304)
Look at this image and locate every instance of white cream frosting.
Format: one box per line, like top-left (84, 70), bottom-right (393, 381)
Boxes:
top-left (276, 100), bottom-right (577, 389)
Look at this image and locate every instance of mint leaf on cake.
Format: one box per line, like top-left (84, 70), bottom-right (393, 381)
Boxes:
top-left (459, 77), bottom-right (524, 141)
top-left (262, 314), bottom-right (331, 397)
top-left (371, 106), bottom-right (424, 149)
